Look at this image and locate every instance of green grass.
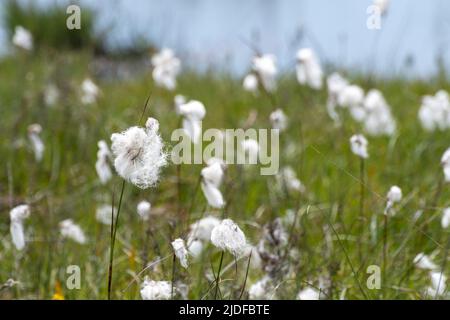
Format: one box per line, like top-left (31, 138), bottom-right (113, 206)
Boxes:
top-left (0, 50), bottom-right (448, 300)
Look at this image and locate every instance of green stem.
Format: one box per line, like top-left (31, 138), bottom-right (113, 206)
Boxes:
top-left (107, 180), bottom-right (126, 300)
top-left (214, 251), bottom-right (225, 299)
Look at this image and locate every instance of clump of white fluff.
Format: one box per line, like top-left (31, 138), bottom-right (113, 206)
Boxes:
top-left (211, 219), bottom-right (247, 256)
top-left (59, 219), bottom-right (86, 244)
top-left (296, 48), bottom-right (323, 90)
top-left (137, 200), bottom-right (151, 221)
top-left (151, 48), bottom-right (181, 91)
top-left (418, 90), bottom-right (450, 131)
top-left (10, 205), bottom-right (30, 250)
top-left (441, 147), bottom-right (450, 182)
top-left (252, 54), bottom-right (277, 92)
top-left (28, 124), bottom-right (44, 162)
top-left (188, 215), bottom-right (221, 241)
top-left (442, 208), bottom-right (450, 229)
top-left (81, 78), bottom-right (100, 105)
top-left (276, 166), bottom-right (305, 193)
top-left (243, 73), bottom-right (258, 94)
top-left (350, 134), bottom-right (369, 159)
top-left (177, 100), bottom-right (206, 144)
top-left (240, 138), bottom-right (260, 164)
top-left (44, 83), bottom-right (59, 107)
top-left (12, 26), bottom-right (33, 51)
top-left (427, 271), bottom-right (447, 297)
top-left (96, 204), bottom-right (116, 225)
top-left (269, 108), bottom-right (288, 131)
top-left (201, 159), bottom-right (226, 209)
top-left (413, 253), bottom-right (438, 270)
top-left (95, 140), bottom-right (113, 184)
top-left (362, 89), bottom-right (396, 136)
top-left (297, 287), bottom-right (321, 300)
top-left (248, 276), bottom-right (275, 300)
top-left (140, 278), bottom-right (172, 300)
top-left (110, 117), bottom-right (167, 189)
top-left (384, 185), bottom-right (402, 216)
top-left (326, 73), bottom-right (349, 123)
top-left (172, 238), bottom-right (189, 269)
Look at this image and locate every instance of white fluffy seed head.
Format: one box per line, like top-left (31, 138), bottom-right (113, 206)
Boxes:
top-left (10, 205), bottom-right (30, 251)
top-left (427, 271), bottom-right (447, 296)
top-left (252, 54), bottom-right (277, 92)
top-left (137, 200), bottom-right (151, 221)
top-left (13, 26), bottom-right (33, 51)
top-left (188, 215), bottom-right (221, 241)
top-left (81, 78), bottom-right (99, 105)
top-left (277, 166), bottom-right (305, 193)
top-left (442, 208), bottom-right (450, 229)
top-left (243, 73), bottom-right (258, 93)
top-left (441, 148), bottom-right (450, 182)
top-left (151, 48), bottom-right (181, 91)
top-left (96, 140), bottom-right (112, 184)
top-left (178, 100), bottom-right (206, 143)
top-left (140, 278), bottom-right (172, 300)
top-left (201, 162), bottom-right (224, 187)
top-left (295, 48), bottom-right (323, 90)
top-left (10, 205), bottom-right (30, 222)
top-left (201, 182), bottom-right (225, 209)
top-left (110, 117), bottom-right (167, 189)
top-left (350, 134), bottom-right (369, 159)
top-left (28, 124), bottom-right (44, 162)
top-left (269, 108), bottom-right (288, 131)
top-left (171, 238), bottom-right (189, 269)
top-left (59, 219), bottom-right (86, 244)
top-left (188, 239), bottom-right (204, 259)
top-left (248, 276), bottom-right (272, 300)
top-left (96, 204), bottom-right (116, 225)
top-left (297, 287), bottom-right (321, 300)
top-left (210, 219), bottom-right (247, 256)
top-left (413, 253), bottom-right (438, 270)
top-left (387, 185), bottom-right (402, 204)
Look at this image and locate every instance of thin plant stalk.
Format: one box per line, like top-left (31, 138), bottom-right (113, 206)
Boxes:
top-left (359, 157), bottom-right (365, 261)
top-left (214, 251), bottom-right (225, 299)
top-left (107, 180), bottom-right (126, 300)
top-left (238, 251), bottom-right (252, 300)
top-left (171, 253), bottom-right (176, 299)
top-left (383, 213), bottom-right (388, 298)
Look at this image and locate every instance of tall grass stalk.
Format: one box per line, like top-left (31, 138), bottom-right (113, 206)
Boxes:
top-left (107, 180), bottom-right (126, 300)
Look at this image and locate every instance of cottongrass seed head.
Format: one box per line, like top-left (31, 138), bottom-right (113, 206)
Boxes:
top-left (95, 140), bottom-right (112, 184)
top-left (201, 160), bottom-right (225, 209)
top-left (211, 219), bottom-right (247, 256)
top-left (110, 117), bottom-right (167, 189)
top-left (13, 26), bottom-right (33, 51)
top-left (269, 108), bottom-right (288, 131)
top-left (137, 200), bottom-right (151, 221)
top-left (140, 278), bottom-right (172, 300)
top-left (28, 124), bottom-right (44, 162)
top-left (10, 204), bottom-right (31, 251)
top-left (171, 238), bottom-right (189, 269)
top-left (350, 134), bottom-right (369, 159)
top-left (413, 253), bottom-right (438, 270)
top-left (59, 219), bottom-right (86, 244)
top-left (96, 204), bottom-right (116, 225)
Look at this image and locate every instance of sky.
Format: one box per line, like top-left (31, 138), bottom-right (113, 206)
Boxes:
top-left (1, 0), bottom-right (450, 78)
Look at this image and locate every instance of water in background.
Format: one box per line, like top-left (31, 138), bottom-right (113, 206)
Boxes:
top-left (1, 0), bottom-right (449, 78)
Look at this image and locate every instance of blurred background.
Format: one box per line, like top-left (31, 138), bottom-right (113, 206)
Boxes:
top-left (1, 0), bottom-right (450, 78)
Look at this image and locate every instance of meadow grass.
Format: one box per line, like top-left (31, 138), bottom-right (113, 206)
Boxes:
top-left (0, 50), bottom-right (449, 299)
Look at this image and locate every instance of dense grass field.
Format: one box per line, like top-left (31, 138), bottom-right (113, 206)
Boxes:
top-left (0, 50), bottom-right (449, 300)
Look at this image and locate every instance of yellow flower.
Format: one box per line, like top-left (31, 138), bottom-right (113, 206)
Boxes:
top-left (52, 281), bottom-right (64, 300)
